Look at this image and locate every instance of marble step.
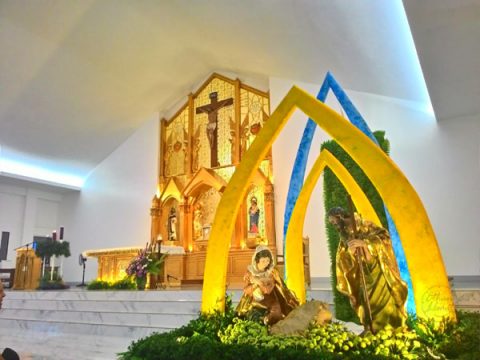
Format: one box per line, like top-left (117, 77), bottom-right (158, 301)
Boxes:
top-left (4, 288), bottom-right (332, 301)
top-left (3, 289), bottom-right (209, 301)
top-left (2, 298), bottom-right (202, 314)
top-left (0, 308), bottom-right (197, 328)
top-left (308, 289), bottom-right (334, 303)
top-left (0, 289), bottom-right (202, 338)
top-left (0, 317), bottom-right (172, 338)
top-left (453, 289), bottom-right (480, 312)
top-left (0, 288), bottom-right (335, 339)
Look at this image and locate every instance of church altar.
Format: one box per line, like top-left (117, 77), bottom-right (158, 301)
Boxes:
top-left (84, 244), bottom-right (259, 287)
top-left (85, 74), bottom-right (310, 287)
top-left (161, 247), bottom-right (256, 287)
top-left (85, 246), bottom-right (142, 282)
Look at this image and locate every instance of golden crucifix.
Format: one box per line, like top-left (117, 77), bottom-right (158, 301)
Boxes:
top-left (196, 92), bottom-right (233, 167)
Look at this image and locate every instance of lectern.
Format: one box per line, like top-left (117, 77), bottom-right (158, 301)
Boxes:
top-left (13, 248), bottom-right (42, 290)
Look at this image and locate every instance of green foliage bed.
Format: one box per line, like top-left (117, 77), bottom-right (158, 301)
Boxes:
top-left (119, 298), bottom-right (480, 360)
top-left (86, 278), bottom-right (136, 290)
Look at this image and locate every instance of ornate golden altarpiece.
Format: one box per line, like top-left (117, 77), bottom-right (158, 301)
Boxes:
top-left (151, 73), bottom-right (276, 287)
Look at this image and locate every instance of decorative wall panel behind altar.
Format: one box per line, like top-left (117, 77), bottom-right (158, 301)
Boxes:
top-left (151, 73), bottom-right (277, 286)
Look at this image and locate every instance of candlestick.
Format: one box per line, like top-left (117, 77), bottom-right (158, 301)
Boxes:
top-left (59, 226), bottom-right (64, 240)
top-left (52, 231), bottom-right (57, 241)
top-left (50, 256), bottom-right (55, 281)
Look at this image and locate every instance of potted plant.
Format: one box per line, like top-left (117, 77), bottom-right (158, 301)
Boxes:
top-left (34, 238), bottom-right (71, 290)
top-left (125, 247), bottom-right (166, 290)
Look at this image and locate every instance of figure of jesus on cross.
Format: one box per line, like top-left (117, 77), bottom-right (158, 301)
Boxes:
top-left (196, 92), bottom-right (233, 167)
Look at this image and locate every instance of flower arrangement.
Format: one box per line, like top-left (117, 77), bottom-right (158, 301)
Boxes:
top-left (125, 247), bottom-right (166, 289)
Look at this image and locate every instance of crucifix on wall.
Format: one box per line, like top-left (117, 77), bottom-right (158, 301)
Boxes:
top-left (196, 92), bottom-right (233, 167)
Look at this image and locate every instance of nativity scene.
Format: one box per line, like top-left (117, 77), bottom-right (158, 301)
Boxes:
top-left (120, 73), bottom-right (472, 359)
top-left (1, 3), bottom-right (479, 359)
top-left (4, 71), bottom-right (474, 360)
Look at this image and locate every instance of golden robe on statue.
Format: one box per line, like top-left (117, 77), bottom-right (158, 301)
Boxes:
top-left (236, 246), bottom-right (299, 325)
top-left (335, 213), bottom-right (408, 332)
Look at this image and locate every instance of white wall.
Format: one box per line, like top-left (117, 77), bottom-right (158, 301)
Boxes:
top-left (0, 181), bottom-right (63, 268)
top-left (270, 76), bottom-right (480, 278)
top-left (59, 115), bottom-right (159, 282)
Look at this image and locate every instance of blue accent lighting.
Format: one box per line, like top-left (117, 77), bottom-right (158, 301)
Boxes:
top-left (0, 158), bottom-right (84, 190)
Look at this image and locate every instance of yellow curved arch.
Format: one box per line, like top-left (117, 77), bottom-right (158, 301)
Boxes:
top-left (201, 86), bottom-right (455, 322)
top-left (284, 149), bottom-right (380, 303)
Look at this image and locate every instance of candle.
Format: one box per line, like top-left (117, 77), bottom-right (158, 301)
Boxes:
top-left (52, 231), bottom-right (57, 241)
top-left (50, 256), bottom-right (55, 281)
top-left (59, 226), bottom-right (64, 240)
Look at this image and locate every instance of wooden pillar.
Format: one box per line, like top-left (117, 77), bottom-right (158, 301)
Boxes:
top-left (150, 196), bottom-right (162, 245)
top-left (179, 202), bottom-right (192, 251)
top-left (159, 119), bottom-right (167, 180)
top-left (187, 94), bottom-right (194, 176)
top-left (234, 202), bottom-right (247, 249)
top-left (233, 79), bottom-right (241, 165)
top-left (264, 183), bottom-right (276, 247)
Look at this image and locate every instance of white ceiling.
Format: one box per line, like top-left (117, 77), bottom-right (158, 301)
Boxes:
top-left (403, 0), bottom-right (480, 122)
top-left (0, 0), bottom-right (478, 187)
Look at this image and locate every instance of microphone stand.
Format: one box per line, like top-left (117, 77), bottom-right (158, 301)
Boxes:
top-left (79, 261), bottom-right (86, 287)
top-left (77, 255), bottom-right (87, 287)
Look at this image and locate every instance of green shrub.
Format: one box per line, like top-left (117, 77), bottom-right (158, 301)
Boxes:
top-left (86, 278), bottom-right (137, 290)
top-left (120, 310), bottom-right (480, 360)
top-left (446, 311), bottom-right (480, 359)
top-left (111, 278), bottom-right (136, 290)
top-left (37, 271), bottom-right (68, 290)
top-left (407, 311), bottom-right (480, 359)
top-left (219, 319), bottom-right (426, 359)
top-left (86, 280), bottom-right (111, 290)
top-left (120, 329), bottom-right (389, 360)
top-left (182, 294), bottom-right (236, 340)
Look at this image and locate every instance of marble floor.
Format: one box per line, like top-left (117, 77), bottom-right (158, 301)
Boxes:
top-left (0, 329), bottom-right (133, 360)
top-left (0, 287), bottom-right (211, 360)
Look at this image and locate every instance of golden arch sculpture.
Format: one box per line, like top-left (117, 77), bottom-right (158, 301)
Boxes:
top-left (284, 148), bottom-right (380, 304)
top-left (201, 86), bottom-right (456, 322)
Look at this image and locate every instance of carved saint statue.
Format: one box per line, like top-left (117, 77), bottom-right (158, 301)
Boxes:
top-left (248, 196), bottom-right (260, 234)
top-left (167, 207), bottom-right (178, 241)
top-left (236, 246), bottom-right (299, 325)
top-left (327, 207), bottom-right (408, 333)
top-left (193, 203), bottom-right (203, 240)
